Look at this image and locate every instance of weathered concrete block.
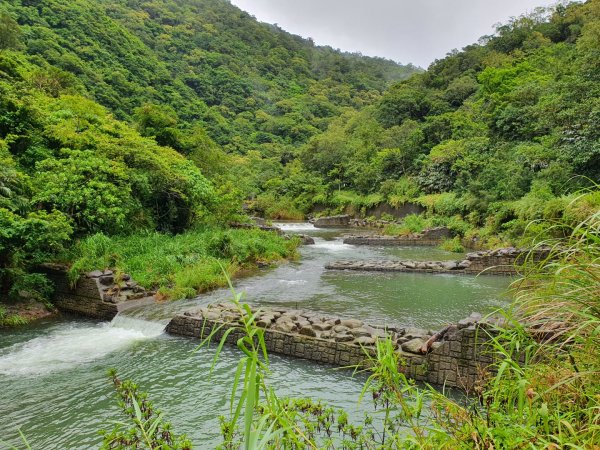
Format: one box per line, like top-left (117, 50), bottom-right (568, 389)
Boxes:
top-left (313, 215), bottom-right (350, 228)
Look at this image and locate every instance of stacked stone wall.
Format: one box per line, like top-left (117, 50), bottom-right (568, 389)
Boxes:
top-left (313, 215), bottom-right (351, 228)
top-left (327, 248), bottom-right (552, 277)
top-left (343, 236), bottom-right (446, 247)
top-left (166, 305), bottom-right (500, 391)
top-left (167, 315), bottom-right (369, 368)
top-left (40, 264), bottom-right (156, 321)
top-left (463, 248), bottom-right (550, 275)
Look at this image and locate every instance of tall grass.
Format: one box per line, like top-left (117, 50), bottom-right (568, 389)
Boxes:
top-left (66, 227), bottom-right (298, 299)
top-left (429, 197), bottom-right (600, 448)
top-left (0, 305), bottom-right (28, 327)
top-left (382, 213), bottom-right (428, 236)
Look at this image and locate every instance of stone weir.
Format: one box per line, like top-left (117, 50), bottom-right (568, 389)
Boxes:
top-left (39, 264), bottom-right (157, 321)
top-left (167, 304), bottom-right (502, 391)
top-left (344, 227), bottom-right (452, 246)
top-left (326, 247), bottom-right (551, 276)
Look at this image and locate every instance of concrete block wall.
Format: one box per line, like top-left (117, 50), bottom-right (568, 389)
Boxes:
top-left (404, 324), bottom-right (496, 389)
top-left (41, 265), bottom-right (119, 320)
top-left (166, 309), bottom-right (499, 392)
top-left (464, 248), bottom-right (551, 276)
top-left (167, 316), bottom-right (370, 368)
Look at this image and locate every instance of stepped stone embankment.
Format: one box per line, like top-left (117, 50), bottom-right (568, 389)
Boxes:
top-left (327, 247), bottom-right (551, 276)
top-left (40, 264), bottom-right (157, 320)
top-left (313, 215), bottom-right (351, 228)
top-left (167, 303), bottom-right (504, 391)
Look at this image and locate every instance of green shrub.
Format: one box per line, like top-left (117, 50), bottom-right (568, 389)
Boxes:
top-left (416, 192), bottom-right (465, 216)
top-left (439, 236), bottom-right (464, 253)
top-left (8, 272), bottom-right (54, 303)
top-left (383, 214), bottom-right (428, 236)
top-left (402, 214), bottom-right (427, 233)
top-left (68, 228), bottom-right (298, 299)
top-left (0, 306), bottom-right (28, 327)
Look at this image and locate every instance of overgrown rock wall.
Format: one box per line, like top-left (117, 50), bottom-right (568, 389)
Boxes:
top-left (313, 215), bottom-right (351, 228)
top-left (40, 265), bottom-right (156, 320)
top-left (166, 304), bottom-right (500, 391)
top-left (363, 202), bottom-right (425, 220)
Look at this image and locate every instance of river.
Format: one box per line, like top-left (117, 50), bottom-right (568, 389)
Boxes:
top-left (0, 224), bottom-right (510, 448)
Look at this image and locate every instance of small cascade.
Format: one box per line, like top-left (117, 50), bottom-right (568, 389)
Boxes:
top-left (312, 237), bottom-right (354, 252)
top-left (273, 222), bottom-right (316, 232)
top-left (0, 315), bottom-right (165, 376)
top-left (109, 314), bottom-right (167, 336)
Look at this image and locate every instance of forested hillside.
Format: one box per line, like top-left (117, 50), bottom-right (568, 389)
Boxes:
top-left (0, 0), bottom-right (416, 313)
top-left (290, 0), bottom-right (600, 244)
top-left (1, 0), bottom-right (599, 314)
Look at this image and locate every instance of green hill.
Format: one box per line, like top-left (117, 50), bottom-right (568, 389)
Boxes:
top-left (0, 0), bottom-right (416, 303)
top-left (291, 0), bottom-right (600, 243)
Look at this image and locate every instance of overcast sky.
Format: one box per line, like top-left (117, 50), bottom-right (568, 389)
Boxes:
top-left (230, 0), bottom-right (560, 68)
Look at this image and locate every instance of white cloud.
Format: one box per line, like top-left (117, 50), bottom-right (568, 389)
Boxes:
top-left (230, 0), bottom-right (560, 67)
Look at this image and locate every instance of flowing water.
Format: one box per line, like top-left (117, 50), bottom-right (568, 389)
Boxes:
top-left (0, 224), bottom-right (511, 448)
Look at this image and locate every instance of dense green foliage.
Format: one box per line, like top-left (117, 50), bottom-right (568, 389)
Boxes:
top-left (0, 50), bottom-right (220, 305)
top-left (254, 0), bottom-right (600, 244)
top-left (0, 0), bottom-right (598, 309)
top-left (0, 0), bottom-right (414, 308)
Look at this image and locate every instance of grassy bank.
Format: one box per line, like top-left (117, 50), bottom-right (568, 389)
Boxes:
top-left (66, 227), bottom-right (299, 300)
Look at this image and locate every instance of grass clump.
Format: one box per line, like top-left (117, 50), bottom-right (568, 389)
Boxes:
top-left (438, 236), bottom-right (464, 253)
top-left (383, 213), bottom-right (428, 236)
top-left (67, 227), bottom-right (298, 299)
top-left (0, 305), bottom-right (28, 327)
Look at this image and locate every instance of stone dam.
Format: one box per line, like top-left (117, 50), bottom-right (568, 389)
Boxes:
top-left (343, 227), bottom-right (453, 246)
top-left (166, 303), bottom-right (504, 392)
top-left (327, 247), bottom-right (551, 276)
top-left (41, 263), bottom-right (506, 392)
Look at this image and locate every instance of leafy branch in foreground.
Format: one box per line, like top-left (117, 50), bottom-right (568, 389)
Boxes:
top-left (0, 429), bottom-right (32, 450)
top-left (100, 369), bottom-right (192, 450)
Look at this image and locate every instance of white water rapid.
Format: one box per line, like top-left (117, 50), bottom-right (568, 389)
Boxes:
top-left (0, 315), bottom-right (165, 376)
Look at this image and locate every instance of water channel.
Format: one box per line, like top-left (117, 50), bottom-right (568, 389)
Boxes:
top-left (0, 224), bottom-right (511, 448)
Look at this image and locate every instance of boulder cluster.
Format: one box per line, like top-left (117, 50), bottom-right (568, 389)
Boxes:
top-left (86, 270), bottom-right (153, 304)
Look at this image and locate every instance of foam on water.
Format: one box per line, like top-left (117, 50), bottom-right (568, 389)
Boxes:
top-left (273, 222), bottom-right (316, 232)
top-left (312, 239), bottom-right (354, 252)
top-left (0, 316), bottom-right (164, 376)
top-left (278, 279), bottom-right (308, 285)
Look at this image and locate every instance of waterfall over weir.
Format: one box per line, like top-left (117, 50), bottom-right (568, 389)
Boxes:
top-left (0, 315), bottom-right (165, 376)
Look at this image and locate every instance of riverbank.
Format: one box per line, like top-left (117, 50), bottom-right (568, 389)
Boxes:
top-left (0, 300), bottom-right (56, 327)
top-left (63, 227), bottom-right (300, 300)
